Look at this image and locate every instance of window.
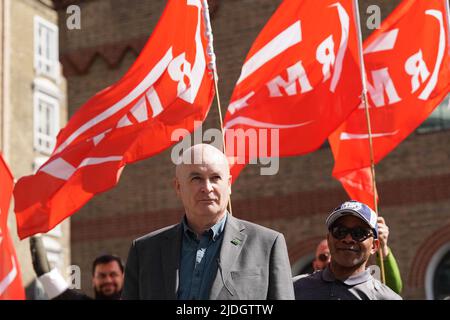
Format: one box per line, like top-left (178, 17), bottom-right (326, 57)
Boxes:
top-left (433, 250), bottom-right (450, 300)
top-left (426, 243), bottom-right (450, 299)
top-left (291, 253), bottom-right (314, 277)
top-left (34, 16), bottom-right (59, 79)
top-left (33, 156), bottom-right (49, 173)
top-left (42, 235), bottom-right (64, 271)
top-left (417, 94), bottom-right (450, 133)
top-left (46, 224), bottom-right (63, 238)
top-left (34, 91), bottom-right (59, 155)
top-left (296, 259), bottom-right (314, 276)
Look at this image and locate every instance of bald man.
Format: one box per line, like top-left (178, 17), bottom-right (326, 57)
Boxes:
top-left (122, 144), bottom-right (294, 300)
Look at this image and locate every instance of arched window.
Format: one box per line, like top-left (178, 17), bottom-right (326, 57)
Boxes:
top-left (417, 94), bottom-right (450, 133)
top-left (433, 251), bottom-right (450, 300)
top-left (291, 253), bottom-right (314, 277)
top-left (426, 243), bottom-right (450, 300)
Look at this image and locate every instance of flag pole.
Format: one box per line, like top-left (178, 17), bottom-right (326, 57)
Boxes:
top-left (445, 0), bottom-right (450, 45)
top-left (202, 0), bottom-right (233, 215)
top-left (354, 0), bottom-right (385, 284)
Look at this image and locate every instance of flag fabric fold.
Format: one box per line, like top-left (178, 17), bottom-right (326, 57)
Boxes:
top-left (14, 0), bottom-right (216, 239)
top-left (223, 0), bottom-right (363, 181)
top-left (0, 154), bottom-right (25, 300)
top-left (329, 0), bottom-right (450, 209)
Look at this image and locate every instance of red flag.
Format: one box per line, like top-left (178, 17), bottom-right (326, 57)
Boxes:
top-left (329, 0), bottom-right (450, 209)
top-left (14, 0), bottom-right (215, 239)
top-left (0, 154), bottom-right (25, 300)
top-left (223, 0), bottom-right (363, 181)
top-left (337, 167), bottom-right (378, 208)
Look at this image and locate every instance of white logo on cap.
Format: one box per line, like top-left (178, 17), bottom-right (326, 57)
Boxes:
top-left (369, 209), bottom-right (377, 227)
top-left (341, 201), bottom-right (362, 211)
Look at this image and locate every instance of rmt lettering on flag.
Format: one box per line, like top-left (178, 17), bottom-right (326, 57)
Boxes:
top-left (223, 0), bottom-right (363, 182)
top-left (14, 0), bottom-right (216, 239)
top-left (329, 0), bottom-right (450, 208)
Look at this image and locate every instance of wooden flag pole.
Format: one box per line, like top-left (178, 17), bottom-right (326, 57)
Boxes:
top-left (362, 92), bottom-right (379, 215)
top-left (354, 0), bottom-right (385, 284)
top-left (202, 0), bottom-right (233, 215)
top-left (213, 77), bottom-right (234, 216)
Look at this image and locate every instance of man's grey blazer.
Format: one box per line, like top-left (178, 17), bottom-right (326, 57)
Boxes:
top-left (121, 215), bottom-right (295, 300)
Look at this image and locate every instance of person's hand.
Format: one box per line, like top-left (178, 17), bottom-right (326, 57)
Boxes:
top-left (377, 216), bottom-right (390, 258)
top-left (30, 235), bottom-right (51, 277)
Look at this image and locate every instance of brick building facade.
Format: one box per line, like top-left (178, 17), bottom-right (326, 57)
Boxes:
top-left (1, 0), bottom-right (70, 299)
top-left (55, 0), bottom-right (449, 299)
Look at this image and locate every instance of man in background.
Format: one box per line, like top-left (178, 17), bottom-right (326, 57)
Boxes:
top-left (30, 236), bottom-right (124, 300)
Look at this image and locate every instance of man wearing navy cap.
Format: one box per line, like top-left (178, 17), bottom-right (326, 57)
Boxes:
top-left (294, 200), bottom-right (402, 300)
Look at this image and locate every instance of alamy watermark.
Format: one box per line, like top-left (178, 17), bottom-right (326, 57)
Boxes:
top-left (67, 262), bottom-right (381, 291)
top-left (66, 5), bottom-right (81, 30)
top-left (170, 121), bottom-right (280, 176)
top-left (67, 265), bottom-right (81, 289)
top-left (366, 5), bottom-right (381, 30)
top-left (367, 264), bottom-right (381, 281)
top-left (64, 4), bottom-right (381, 31)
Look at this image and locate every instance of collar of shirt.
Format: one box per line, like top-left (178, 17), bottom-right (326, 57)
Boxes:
top-left (182, 212), bottom-right (228, 242)
top-left (322, 266), bottom-right (372, 286)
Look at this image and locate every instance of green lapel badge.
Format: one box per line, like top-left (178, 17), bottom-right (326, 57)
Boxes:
top-left (231, 238), bottom-right (241, 246)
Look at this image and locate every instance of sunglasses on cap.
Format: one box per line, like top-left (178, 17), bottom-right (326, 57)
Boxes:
top-left (330, 225), bottom-right (374, 242)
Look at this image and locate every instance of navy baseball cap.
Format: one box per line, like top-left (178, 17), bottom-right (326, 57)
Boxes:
top-left (326, 200), bottom-right (378, 239)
